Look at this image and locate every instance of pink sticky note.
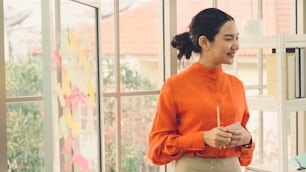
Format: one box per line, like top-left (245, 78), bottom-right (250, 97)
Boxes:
top-left (61, 135), bottom-right (89, 172)
top-left (63, 153), bottom-right (89, 172)
top-left (54, 51), bottom-right (66, 72)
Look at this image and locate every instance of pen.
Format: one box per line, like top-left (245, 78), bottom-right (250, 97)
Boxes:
top-left (217, 106), bottom-right (226, 149)
top-left (216, 106), bottom-right (220, 128)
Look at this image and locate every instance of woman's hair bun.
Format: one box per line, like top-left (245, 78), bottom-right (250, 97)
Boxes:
top-left (171, 32), bottom-right (193, 60)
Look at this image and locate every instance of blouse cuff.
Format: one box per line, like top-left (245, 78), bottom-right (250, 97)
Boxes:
top-left (176, 131), bottom-right (204, 150)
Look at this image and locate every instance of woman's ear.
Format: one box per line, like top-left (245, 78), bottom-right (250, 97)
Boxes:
top-left (198, 35), bottom-right (209, 50)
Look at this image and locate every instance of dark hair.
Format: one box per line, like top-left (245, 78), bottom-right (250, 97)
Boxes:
top-left (171, 8), bottom-right (234, 60)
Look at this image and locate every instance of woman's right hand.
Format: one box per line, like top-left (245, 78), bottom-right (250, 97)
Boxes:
top-left (203, 127), bottom-right (232, 148)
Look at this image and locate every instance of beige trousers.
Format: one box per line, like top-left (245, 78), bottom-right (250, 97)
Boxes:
top-left (173, 156), bottom-right (241, 172)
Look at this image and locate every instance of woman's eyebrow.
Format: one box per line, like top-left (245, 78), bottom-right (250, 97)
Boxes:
top-left (223, 33), bottom-right (239, 37)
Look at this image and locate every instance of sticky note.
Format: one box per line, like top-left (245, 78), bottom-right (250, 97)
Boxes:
top-left (65, 111), bottom-right (80, 135)
top-left (62, 72), bottom-right (71, 95)
top-left (69, 27), bottom-right (78, 50)
top-left (87, 81), bottom-right (96, 108)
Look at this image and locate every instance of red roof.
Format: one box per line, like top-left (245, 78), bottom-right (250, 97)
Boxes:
top-left (101, 1), bottom-right (159, 56)
top-left (100, 0), bottom-right (291, 57)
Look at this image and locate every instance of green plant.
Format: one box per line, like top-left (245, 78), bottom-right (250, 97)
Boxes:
top-left (5, 57), bottom-right (42, 96)
top-left (5, 55), bottom-right (157, 172)
top-left (7, 105), bottom-right (44, 172)
top-left (6, 57), bottom-right (44, 172)
top-left (102, 58), bottom-right (158, 172)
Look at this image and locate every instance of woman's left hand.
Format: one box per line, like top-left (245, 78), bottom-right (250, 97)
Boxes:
top-left (226, 127), bottom-right (251, 147)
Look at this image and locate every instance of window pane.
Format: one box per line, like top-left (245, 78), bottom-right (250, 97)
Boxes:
top-left (262, 0), bottom-right (291, 35)
top-left (7, 102), bottom-right (44, 171)
top-left (121, 95), bottom-right (159, 172)
top-left (4, 0), bottom-right (42, 97)
top-left (101, 0), bottom-right (116, 93)
top-left (247, 111), bottom-right (288, 171)
top-left (118, 0), bottom-right (161, 92)
top-left (101, 0), bottom-right (162, 93)
top-left (177, 0), bottom-right (213, 33)
top-left (56, 1), bottom-right (100, 171)
top-left (103, 97), bottom-right (117, 172)
top-left (218, 0), bottom-right (291, 36)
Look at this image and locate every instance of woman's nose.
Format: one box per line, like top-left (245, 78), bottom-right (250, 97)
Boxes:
top-left (232, 41), bottom-right (239, 50)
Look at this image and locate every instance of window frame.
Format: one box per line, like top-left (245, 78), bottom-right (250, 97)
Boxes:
top-left (0, 0), bottom-right (7, 171)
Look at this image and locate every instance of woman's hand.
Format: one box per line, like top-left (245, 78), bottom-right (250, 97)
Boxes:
top-left (226, 127), bottom-right (252, 147)
top-left (203, 127), bottom-right (232, 149)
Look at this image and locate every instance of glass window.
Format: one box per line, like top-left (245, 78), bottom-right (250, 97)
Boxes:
top-left (118, 0), bottom-right (161, 92)
top-left (7, 102), bottom-right (44, 171)
top-left (101, 0), bottom-right (162, 93)
top-left (4, 0), bottom-right (43, 171)
top-left (100, 0), bottom-right (162, 171)
top-left (103, 97), bottom-right (117, 172)
top-left (121, 95), bottom-right (159, 171)
top-left (218, 0), bottom-right (291, 36)
top-left (177, 0), bottom-right (213, 34)
top-left (4, 0), bottom-right (42, 97)
top-left (55, 1), bottom-right (101, 171)
top-left (101, 0), bottom-right (115, 93)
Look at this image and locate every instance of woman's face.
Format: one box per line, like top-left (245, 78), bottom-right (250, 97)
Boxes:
top-left (201, 20), bottom-right (239, 68)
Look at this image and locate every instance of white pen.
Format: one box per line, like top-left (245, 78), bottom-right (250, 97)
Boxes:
top-left (216, 106), bottom-right (220, 128)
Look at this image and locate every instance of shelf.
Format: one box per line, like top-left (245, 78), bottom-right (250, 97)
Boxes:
top-left (247, 96), bottom-right (306, 112)
top-left (286, 98), bottom-right (306, 112)
top-left (240, 35), bottom-right (278, 49)
top-left (241, 34), bottom-right (306, 172)
top-left (247, 96), bottom-right (279, 111)
top-left (240, 34), bottom-right (306, 49)
top-left (283, 35), bottom-right (306, 48)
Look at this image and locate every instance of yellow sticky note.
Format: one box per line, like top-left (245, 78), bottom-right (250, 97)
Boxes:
top-left (79, 49), bottom-right (89, 70)
top-left (65, 111), bottom-right (80, 135)
top-left (69, 27), bottom-right (78, 50)
top-left (87, 81), bottom-right (96, 108)
top-left (62, 72), bottom-right (71, 96)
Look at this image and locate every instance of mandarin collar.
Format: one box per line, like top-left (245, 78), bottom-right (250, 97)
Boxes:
top-left (190, 62), bottom-right (224, 78)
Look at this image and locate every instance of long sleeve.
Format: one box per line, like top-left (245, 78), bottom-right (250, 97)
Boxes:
top-left (238, 94), bottom-right (255, 166)
top-left (148, 80), bottom-right (205, 165)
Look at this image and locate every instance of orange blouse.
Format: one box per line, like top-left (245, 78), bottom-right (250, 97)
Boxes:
top-left (148, 63), bottom-right (255, 166)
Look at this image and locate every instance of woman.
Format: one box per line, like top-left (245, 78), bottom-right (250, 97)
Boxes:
top-left (148, 8), bottom-right (255, 172)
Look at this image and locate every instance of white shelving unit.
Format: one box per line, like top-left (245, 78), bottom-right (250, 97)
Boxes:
top-left (240, 34), bottom-right (306, 172)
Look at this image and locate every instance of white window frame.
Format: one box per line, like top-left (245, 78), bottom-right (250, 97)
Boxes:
top-left (0, 0), bottom-right (7, 171)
